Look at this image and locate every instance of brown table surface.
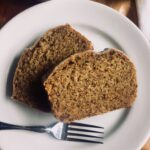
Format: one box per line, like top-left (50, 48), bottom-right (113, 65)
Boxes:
top-left (0, 0), bottom-right (149, 149)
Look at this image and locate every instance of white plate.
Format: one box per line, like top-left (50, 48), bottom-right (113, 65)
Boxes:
top-left (0, 0), bottom-right (150, 150)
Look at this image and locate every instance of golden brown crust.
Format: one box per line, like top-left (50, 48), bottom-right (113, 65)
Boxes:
top-left (12, 24), bottom-right (93, 111)
top-left (44, 48), bottom-right (137, 122)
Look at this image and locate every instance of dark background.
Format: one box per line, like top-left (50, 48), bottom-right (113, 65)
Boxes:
top-left (0, 0), bottom-right (138, 28)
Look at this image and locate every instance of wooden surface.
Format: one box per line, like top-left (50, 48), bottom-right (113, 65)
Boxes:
top-left (0, 0), bottom-right (40, 27)
top-left (0, 0), bottom-right (149, 149)
top-left (0, 0), bottom-right (138, 28)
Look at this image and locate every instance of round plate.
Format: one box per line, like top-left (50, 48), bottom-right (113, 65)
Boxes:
top-left (0, 0), bottom-right (150, 150)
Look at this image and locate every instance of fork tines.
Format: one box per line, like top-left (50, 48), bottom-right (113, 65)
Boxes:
top-left (70, 122), bottom-right (104, 129)
top-left (66, 122), bottom-right (104, 144)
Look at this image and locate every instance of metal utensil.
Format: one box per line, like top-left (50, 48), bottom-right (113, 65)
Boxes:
top-left (0, 121), bottom-right (104, 144)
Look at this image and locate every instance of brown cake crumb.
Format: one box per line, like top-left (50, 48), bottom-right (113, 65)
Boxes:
top-left (44, 49), bottom-right (137, 122)
top-left (12, 24), bottom-right (93, 111)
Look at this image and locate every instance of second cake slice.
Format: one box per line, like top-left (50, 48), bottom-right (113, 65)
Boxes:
top-left (44, 49), bottom-right (137, 122)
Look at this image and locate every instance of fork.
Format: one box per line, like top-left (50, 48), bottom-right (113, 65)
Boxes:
top-left (0, 121), bottom-right (104, 144)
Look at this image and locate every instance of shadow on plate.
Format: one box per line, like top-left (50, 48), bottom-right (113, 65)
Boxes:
top-left (104, 108), bottom-right (131, 139)
top-left (6, 54), bottom-right (20, 98)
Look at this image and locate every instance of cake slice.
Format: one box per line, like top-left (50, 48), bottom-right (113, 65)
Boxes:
top-left (44, 48), bottom-right (137, 122)
top-left (12, 24), bottom-right (93, 111)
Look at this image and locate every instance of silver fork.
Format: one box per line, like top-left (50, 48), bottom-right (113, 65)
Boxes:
top-left (0, 121), bottom-right (104, 144)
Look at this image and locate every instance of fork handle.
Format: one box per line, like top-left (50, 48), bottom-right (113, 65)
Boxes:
top-left (0, 121), bottom-right (46, 133)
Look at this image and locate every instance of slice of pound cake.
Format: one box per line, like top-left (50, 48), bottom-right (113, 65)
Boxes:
top-left (44, 48), bottom-right (137, 122)
top-left (12, 24), bottom-right (93, 111)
